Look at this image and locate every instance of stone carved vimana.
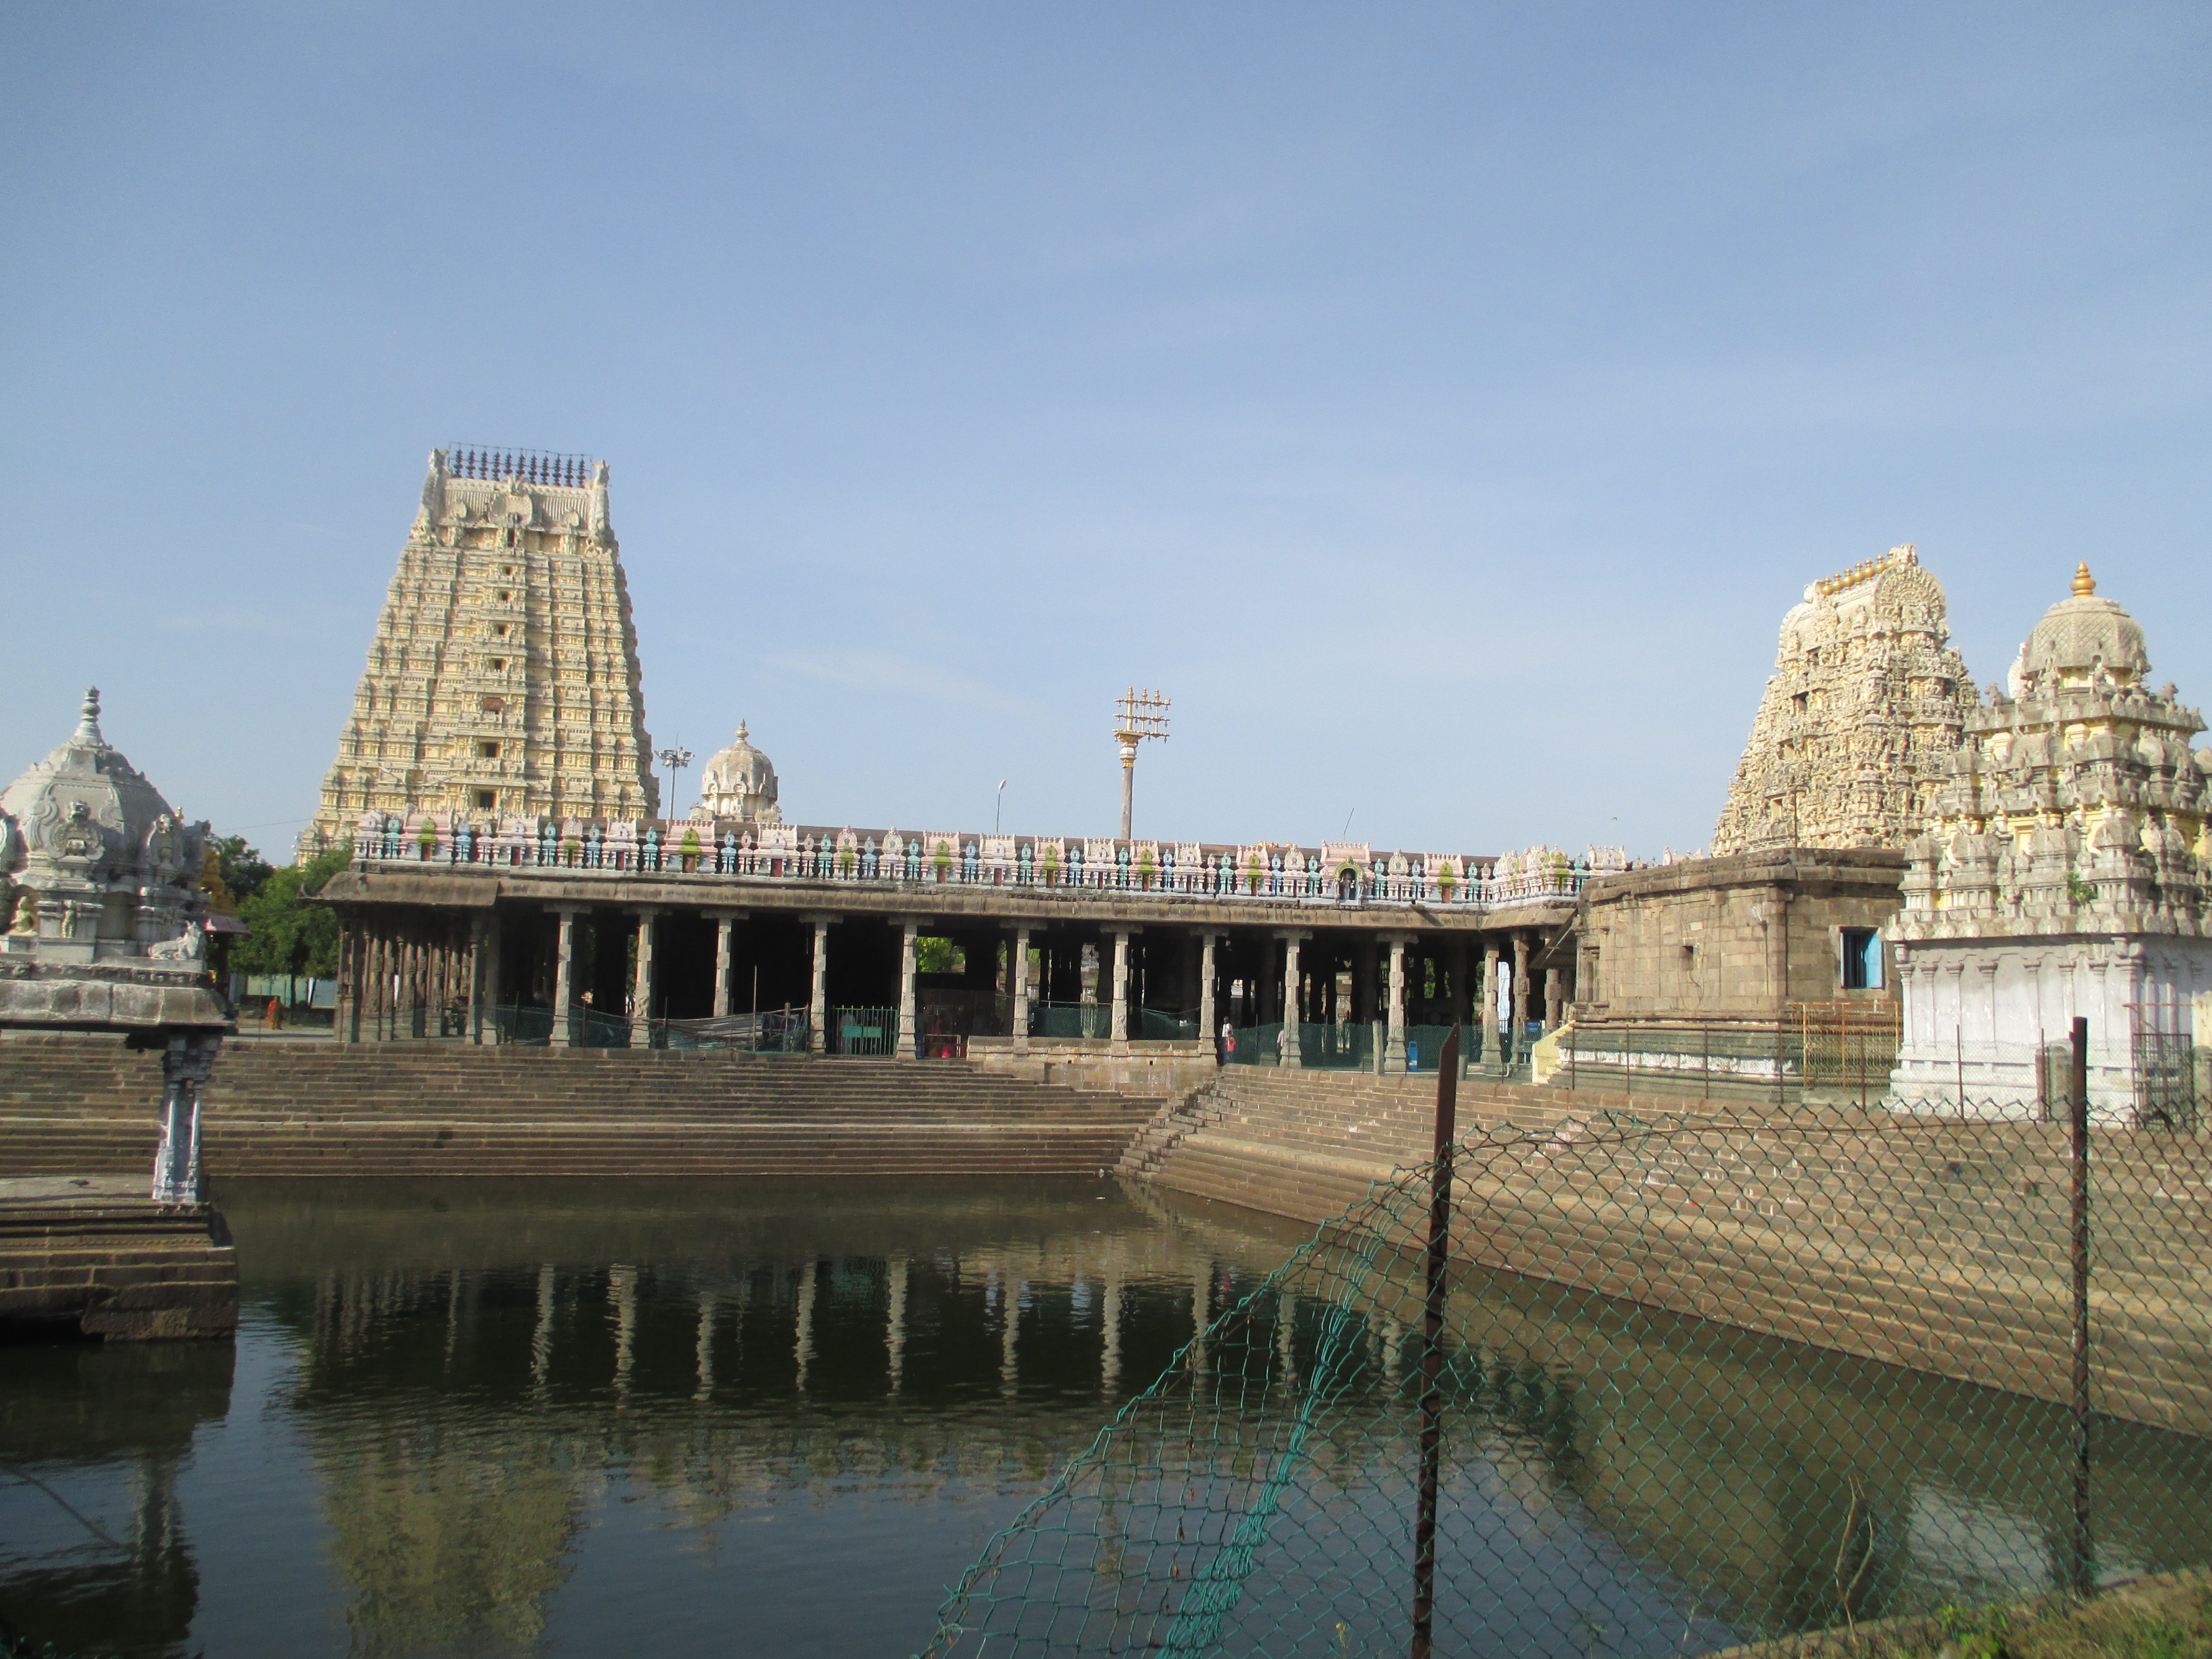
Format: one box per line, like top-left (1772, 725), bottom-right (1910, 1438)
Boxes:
top-left (1713, 544), bottom-right (1975, 855)
top-left (300, 447), bottom-right (659, 860)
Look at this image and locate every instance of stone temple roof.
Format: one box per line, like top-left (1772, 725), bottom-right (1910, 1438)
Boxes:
top-left (2011, 562), bottom-right (2150, 695)
top-left (0, 689), bottom-right (188, 888)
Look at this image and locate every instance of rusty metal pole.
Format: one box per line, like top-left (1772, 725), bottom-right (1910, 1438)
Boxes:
top-left (1410, 1023), bottom-right (1461, 1659)
top-left (2068, 1014), bottom-right (2095, 1597)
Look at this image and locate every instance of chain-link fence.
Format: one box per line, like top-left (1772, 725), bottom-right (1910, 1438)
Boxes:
top-left (919, 1037), bottom-right (2212, 1658)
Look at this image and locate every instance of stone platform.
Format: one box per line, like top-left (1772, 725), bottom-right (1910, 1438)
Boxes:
top-left (0, 1174), bottom-right (238, 1340)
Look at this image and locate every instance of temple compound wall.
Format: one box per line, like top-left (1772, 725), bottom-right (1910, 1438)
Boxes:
top-left (298, 447), bottom-right (658, 861)
top-left (1889, 565), bottom-right (2212, 1120)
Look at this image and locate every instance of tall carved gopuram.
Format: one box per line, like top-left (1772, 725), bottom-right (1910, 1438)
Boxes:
top-left (1712, 545), bottom-right (1974, 855)
top-left (300, 448), bottom-right (658, 860)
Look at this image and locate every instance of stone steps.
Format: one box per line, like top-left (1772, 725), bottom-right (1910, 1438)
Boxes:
top-left (0, 1042), bottom-right (1155, 1179)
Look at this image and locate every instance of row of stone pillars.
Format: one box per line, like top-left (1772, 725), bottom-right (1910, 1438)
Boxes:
top-left (340, 903), bottom-right (1563, 1059)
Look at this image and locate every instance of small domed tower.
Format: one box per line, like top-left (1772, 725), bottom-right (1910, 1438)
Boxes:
top-left (0, 689), bottom-right (212, 964)
top-left (695, 722), bottom-right (782, 824)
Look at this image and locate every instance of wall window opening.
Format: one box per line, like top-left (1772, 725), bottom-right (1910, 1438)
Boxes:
top-left (475, 790), bottom-right (496, 810)
top-left (1841, 928), bottom-right (1884, 989)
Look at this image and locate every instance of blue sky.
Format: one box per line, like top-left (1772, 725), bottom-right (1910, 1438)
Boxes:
top-left (3, 3), bottom-right (2207, 859)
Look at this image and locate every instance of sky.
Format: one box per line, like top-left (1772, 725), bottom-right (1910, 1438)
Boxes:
top-left (3, 3), bottom-right (2207, 861)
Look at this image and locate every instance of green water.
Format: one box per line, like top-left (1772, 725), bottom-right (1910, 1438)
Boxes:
top-left (0, 1177), bottom-right (2206, 1658)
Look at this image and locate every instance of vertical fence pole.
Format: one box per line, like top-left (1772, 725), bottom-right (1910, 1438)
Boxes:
top-left (1410, 1023), bottom-right (1461, 1659)
top-left (2068, 1015), bottom-right (2094, 1596)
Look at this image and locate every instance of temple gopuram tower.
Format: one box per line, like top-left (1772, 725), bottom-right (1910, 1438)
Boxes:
top-left (299, 447), bottom-right (658, 860)
top-left (1713, 544), bottom-right (1974, 855)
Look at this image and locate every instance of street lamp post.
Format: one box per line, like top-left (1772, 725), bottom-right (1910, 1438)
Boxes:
top-left (1112, 688), bottom-right (1170, 841)
top-left (655, 745), bottom-right (693, 819)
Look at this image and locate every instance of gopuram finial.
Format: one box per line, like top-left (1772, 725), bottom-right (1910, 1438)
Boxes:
top-left (2073, 562), bottom-right (2097, 596)
top-left (75, 687), bottom-right (104, 744)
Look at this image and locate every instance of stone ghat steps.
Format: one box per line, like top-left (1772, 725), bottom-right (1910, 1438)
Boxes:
top-left (0, 1044), bottom-right (1154, 1178)
top-left (1, 1045), bottom-right (1131, 1115)
top-left (0, 1122), bottom-right (1140, 1179)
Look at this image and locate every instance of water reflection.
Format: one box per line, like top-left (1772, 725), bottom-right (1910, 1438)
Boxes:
top-left (0, 1177), bottom-right (2205, 1659)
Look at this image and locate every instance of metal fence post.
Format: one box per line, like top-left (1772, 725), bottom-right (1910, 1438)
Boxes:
top-left (1410, 1023), bottom-right (1461, 1659)
top-left (2068, 1014), bottom-right (2094, 1597)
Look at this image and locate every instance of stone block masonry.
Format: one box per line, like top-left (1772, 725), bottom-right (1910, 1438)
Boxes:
top-left (0, 1175), bottom-right (237, 1339)
top-left (1141, 1069), bottom-right (2212, 1438)
top-left (0, 1038), bottom-right (1155, 1180)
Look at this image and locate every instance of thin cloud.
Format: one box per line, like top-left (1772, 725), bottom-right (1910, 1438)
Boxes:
top-left (767, 649), bottom-right (1028, 714)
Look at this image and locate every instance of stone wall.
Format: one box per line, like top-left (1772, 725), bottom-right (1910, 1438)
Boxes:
top-left (1141, 1069), bottom-right (2212, 1437)
top-left (1574, 848), bottom-right (1906, 1026)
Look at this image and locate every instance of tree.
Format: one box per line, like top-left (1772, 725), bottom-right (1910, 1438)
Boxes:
top-left (230, 846), bottom-right (350, 979)
top-left (203, 835), bottom-right (274, 909)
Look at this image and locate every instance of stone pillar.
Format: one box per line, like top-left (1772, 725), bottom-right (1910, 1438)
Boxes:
top-left (1450, 941), bottom-right (1471, 1031)
top-left (335, 916), bottom-right (359, 1044)
top-left (478, 912), bottom-right (502, 1044)
top-left (1511, 933), bottom-right (1532, 1057)
top-left (1110, 928), bottom-right (1132, 1052)
top-left (1384, 936), bottom-right (1408, 1074)
top-left (1545, 964), bottom-right (1563, 1030)
top-left (1197, 931), bottom-right (1218, 1065)
top-left (897, 918), bottom-right (920, 1060)
top-left (150, 1032), bottom-right (220, 1206)
top-left (466, 914), bottom-right (489, 1044)
top-left (707, 909), bottom-right (742, 1019)
top-left (630, 906), bottom-right (659, 1028)
top-left (1481, 941), bottom-right (1501, 1072)
top-left (1010, 924), bottom-right (1031, 1055)
top-left (550, 907), bottom-right (580, 1048)
top-left (808, 916), bottom-right (834, 1055)
top-left (1279, 931), bottom-right (1307, 1069)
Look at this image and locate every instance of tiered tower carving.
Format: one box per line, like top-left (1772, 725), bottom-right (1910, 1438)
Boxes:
top-left (1713, 545), bottom-right (1974, 855)
top-left (300, 448), bottom-right (658, 860)
top-left (1887, 565), bottom-right (2212, 1116)
top-left (1896, 565), bottom-right (2210, 945)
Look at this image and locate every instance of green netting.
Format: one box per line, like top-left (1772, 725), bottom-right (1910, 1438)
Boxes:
top-left (918, 1078), bottom-right (2212, 1658)
top-left (1037, 1002), bottom-right (1115, 1039)
top-left (1302, 1023), bottom-right (1375, 1071)
top-left (1223, 1023), bottom-right (1286, 1067)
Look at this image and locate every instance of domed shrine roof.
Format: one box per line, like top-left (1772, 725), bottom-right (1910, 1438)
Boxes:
top-left (696, 721), bottom-right (781, 823)
top-left (1, 689), bottom-right (201, 893)
top-left (2011, 563), bottom-right (2150, 694)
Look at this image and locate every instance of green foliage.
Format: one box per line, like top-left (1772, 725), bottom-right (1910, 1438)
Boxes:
top-left (916, 935), bottom-right (964, 974)
top-left (1933, 1603), bottom-right (2011, 1659)
top-left (230, 846), bottom-right (350, 978)
top-left (205, 834), bottom-right (274, 907)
